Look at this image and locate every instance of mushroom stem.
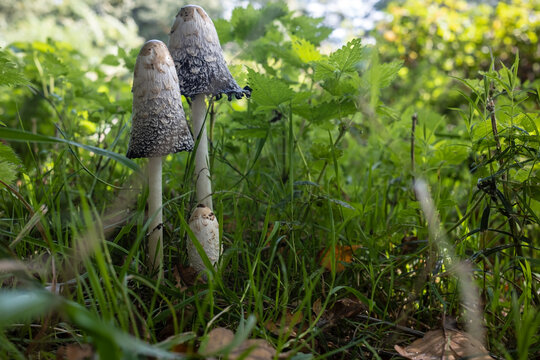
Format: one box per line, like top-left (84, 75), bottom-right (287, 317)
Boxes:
top-left (192, 94), bottom-right (213, 210)
top-left (147, 156), bottom-right (163, 270)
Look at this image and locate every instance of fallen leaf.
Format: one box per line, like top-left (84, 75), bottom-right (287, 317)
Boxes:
top-left (394, 329), bottom-right (491, 360)
top-left (319, 245), bottom-right (361, 272)
top-left (204, 327), bottom-right (235, 354)
top-left (230, 339), bottom-right (276, 360)
top-left (177, 264), bottom-right (206, 287)
top-left (56, 344), bottom-right (93, 360)
top-left (318, 297), bottom-right (367, 327)
top-left (265, 310), bottom-right (303, 337)
top-left (203, 327), bottom-right (276, 360)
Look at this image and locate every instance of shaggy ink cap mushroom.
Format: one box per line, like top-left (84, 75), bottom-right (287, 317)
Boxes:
top-left (127, 40), bottom-right (194, 159)
top-left (168, 5), bottom-right (251, 101)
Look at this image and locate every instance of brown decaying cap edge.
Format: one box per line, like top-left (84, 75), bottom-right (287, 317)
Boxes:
top-left (168, 5), bottom-right (251, 100)
top-left (126, 40), bottom-right (194, 159)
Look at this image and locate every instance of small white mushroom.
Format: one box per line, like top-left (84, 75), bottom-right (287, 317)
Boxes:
top-left (168, 5), bottom-right (250, 272)
top-left (187, 204), bottom-right (221, 272)
top-left (127, 40), bottom-right (194, 271)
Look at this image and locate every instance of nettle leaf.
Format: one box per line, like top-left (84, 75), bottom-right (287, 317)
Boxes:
top-left (247, 68), bottom-right (293, 110)
top-left (363, 59), bottom-right (403, 90)
top-left (282, 14), bottom-right (332, 45)
top-left (330, 38), bottom-right (365, 74)
top-left (310, 142), bottom-right (344, 160)
top-left (0, 143), bottom-right (23, 184)
top-left (291, 36), bottom-right (321, 63)
top-left (315, 38), bottom-right (364, 81)
top-left (294, 99), bottom-right (357, 127)
top-left (230, 3), bottom-right (287, 41)
top-left (0, 49), bottom-right (30, 87)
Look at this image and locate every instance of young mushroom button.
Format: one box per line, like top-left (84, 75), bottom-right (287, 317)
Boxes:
top-left (127, 39), bottom-right (194, 271)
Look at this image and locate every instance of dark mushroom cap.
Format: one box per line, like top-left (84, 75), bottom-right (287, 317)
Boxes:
top-left (127, 40), bottom-right (194, 159)
top-left (168, 5), bottom-right (251, 100)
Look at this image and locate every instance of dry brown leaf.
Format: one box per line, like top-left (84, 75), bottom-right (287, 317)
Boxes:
top-left (312, 298), bottom-right (323, 316)
top-left (230, 339), bottom-right (276, 360)
top-left (319, 245), bottom-right (361, 272)
top-left (394, 329), bottom-right (491, 360)
top-left (318, 297), bottom-right (367, 328)
top-left (265, 310), bottom-right (303, 337)
top-left (203, 327), bottom-right (276, 360)
top-left (56, 344), bottom-right (93, 360)
top-left (204, 327), bottom-right (235, 354)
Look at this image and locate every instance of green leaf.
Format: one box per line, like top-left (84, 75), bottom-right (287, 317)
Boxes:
top-left (0, 49), bottom-right (30, 87)
top-left (0, 143), bottom-right (22, 184)
top-left (314, 38), bottom-right (365, 81)
top-left (294, 99), bottom-right (357, 127)
top-left (330, 38), bottom-right (365, 74)
top-left (0, 290), bottom-right (59, 327)
top-left (230, 3), bottom-right (287, 41)
top-left (101, 54), bottom-right (120, 66)
top-left (0, 127), bottom-right (138, 171)
top-left (247, 68), bottom-right (294, 109)
top-left (63, 300), bottom-right (181, 359)
top-left (291, 36), bottom-right (321, 63)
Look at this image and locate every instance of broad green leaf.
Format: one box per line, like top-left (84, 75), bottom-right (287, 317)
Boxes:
top-left (230, 3), bottom-right (287, 41)
top-left (0, 127), bottom-right (138, 171)
top-left (0, 49), bottom-right (30, 87)
top-left (0, 290), bottom-right (59, 327)
top-left (294, 99), bottom-right (357, 126)
top-left (314, 38), bottom-right (364, 81)
top-left (247, 68), bottom-right (293, 109)
top-left (329, 38), bottom-right (364, 73)
top-left (63, 300), bottom-right (182, 359)
top-left (291, 36), bottom-right (321, 63)
top-left (0, 143), bottom-right (22, 184)
top-left (282, 14), bottom-right (332, 45)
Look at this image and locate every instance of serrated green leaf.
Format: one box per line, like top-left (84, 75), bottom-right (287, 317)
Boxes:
top-left (0, 49), bottom-right (30, 87)
top-left (247, 68), bottom-right (293, 109)
top-left (329, 38), bottom-right (364, 73)
top-left (294, 99), bottom-right (357, 126)
top-left (282, 14), bottom-right (332, 45)
top-left (101, 54), bottom-right (120, 66)
top-left (230, 3), bottom-right (287, 41)
top-left (291, 36), bottom-right (321, 63)
top-left (0, 143), bottom-right (22, 184)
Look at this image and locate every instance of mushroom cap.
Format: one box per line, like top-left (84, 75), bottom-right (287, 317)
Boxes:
top-left (127, 40), bottom-right (194, 159)
top-left (168, 5), bottom-right (250, 100)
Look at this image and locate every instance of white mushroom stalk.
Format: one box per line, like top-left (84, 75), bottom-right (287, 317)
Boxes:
top-left (169, 5), bottom-right (250, 272)
top-left (126, 40), bottom-right (194, 271)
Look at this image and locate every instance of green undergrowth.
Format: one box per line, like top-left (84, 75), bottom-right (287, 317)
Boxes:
top-left (0, 3), bottom-right (539, 359)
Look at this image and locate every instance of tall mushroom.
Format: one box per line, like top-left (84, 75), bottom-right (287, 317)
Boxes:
top-left (168, 5), bottom-right (250, 272)
top-left (127, 40), bottom-right (194, 271)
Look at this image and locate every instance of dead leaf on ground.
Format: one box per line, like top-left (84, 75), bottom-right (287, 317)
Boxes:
top-left (265, 310), bottom-right (303, 337)
top-left (394, 329), bottom-right (492, 360)
top-left (202, 327), bottom-right (276, 360)
top-left (176, 264), bottom-right (206, 287)
top-left (56, 344), bottom-right (93, 360)
top-left (319, 245), bottom-right (361, 272)
top-left (317, 297), bottom-right (367, 328)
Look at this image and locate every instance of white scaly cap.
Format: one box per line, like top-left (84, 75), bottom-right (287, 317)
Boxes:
top-left (168, 5), bottom-right (250, 100)
top-left (127, 40), bottom-right (194, 159)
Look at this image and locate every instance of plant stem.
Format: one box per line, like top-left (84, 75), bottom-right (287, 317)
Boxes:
top-left (147, 156), bottom-right (163, 271)
top-left (192, 94), bottom-right (213, 210)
